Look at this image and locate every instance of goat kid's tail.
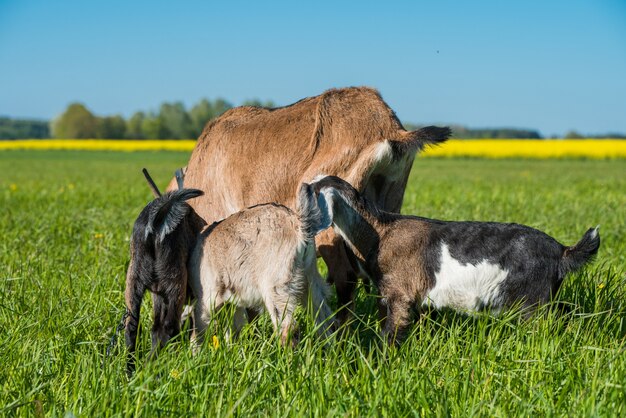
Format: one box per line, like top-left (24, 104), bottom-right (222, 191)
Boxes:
top-left (296, 182), bottom-right (332, 243)
top-left (145, 188), bottom-right (204, 243)
top-left (559, 226), bottom-right (600, 278)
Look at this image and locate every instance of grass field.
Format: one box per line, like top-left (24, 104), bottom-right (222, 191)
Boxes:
top-left (1, 151), bottom-right (625, 416)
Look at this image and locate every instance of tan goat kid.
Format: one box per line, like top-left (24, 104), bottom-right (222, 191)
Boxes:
top-left (188, 183), bottom-right (334, 349)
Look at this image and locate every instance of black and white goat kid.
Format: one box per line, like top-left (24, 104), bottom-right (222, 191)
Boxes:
top-left (124, 171), bottom-right (205, 374)
top-left (312, 176), bottom-right (600, 343)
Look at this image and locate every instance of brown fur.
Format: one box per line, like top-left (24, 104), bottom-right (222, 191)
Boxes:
top-left (313, 176), bottom-right (433, 342)
top-left (374, 219), bottom-right (432, 340)
top-left (169, 87), bottom-right (450, 321)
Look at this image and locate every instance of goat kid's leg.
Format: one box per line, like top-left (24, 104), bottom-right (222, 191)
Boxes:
top-left (265, 294), bottom-right (299, 347)
top-left (149, 271), bottom-right (187, 360)
top-left (191, 293), bottom-right (222, 355)
top-left (191, 303), bottom-right (209, 356)
top-left (304, 267), bottom-right (335, 338)
top-left (245, 308), bottom-right (260, 323)
top-left (124, 268), bottom-right (145, 376)
top-left (317, 232), bottom-right (358, 325)
top-left (225, 307), bottom-right (247, 343)
top-left (381, 295), bottom-right (413, 345)
top-left (149, 292), bottom-right (182, 360)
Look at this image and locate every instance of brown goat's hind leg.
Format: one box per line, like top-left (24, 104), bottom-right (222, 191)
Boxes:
top-left (318, 233), bottom-right (358, 324)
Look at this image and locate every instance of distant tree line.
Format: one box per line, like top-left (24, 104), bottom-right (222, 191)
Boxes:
top-left (46, 98), bottom-right (276, 140)
top-left (561, 130), bottom-right (626, 139)
top-left (0, 98), bottom-right (275, 140)
top-left (405, 124), bottom-right (626, 139)
top-left (404, 123), bottom-right (543, 139)
top-left (2, 103), bottom-right (625, 139)
top-left (0, 117), bottom-right (50, 139)
top-left (451, 125), bottom-right (542, 139)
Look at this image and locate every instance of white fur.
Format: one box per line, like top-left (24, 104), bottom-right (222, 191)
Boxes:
top-left (310, 173), bottom-right (331, 184)
top-left (372, 140), bottom-right (394, 166)
top-left (345, 141), bottom-right (395, 185)
top-left (424, 243), bottom-right (509, 312)
top-left (362, 141), bottom-right (414, 209)
top-left (591, 226), bottom-right (599, 239)
top-left (317, 188), bottom-right (358, 248)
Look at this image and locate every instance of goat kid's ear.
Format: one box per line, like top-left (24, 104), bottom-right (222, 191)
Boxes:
top-left (142, 168), bottom-right (162, 198)
top-left (309, 174), bottom-right (331, 195)
top-left (316, 188), bottom-right (334, 229)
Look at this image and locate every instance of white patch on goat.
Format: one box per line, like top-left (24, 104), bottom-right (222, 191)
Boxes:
top-left (363, 140), bottom-right (414, 209)
top-left (424, 243), bottom-right (509, 312)
top-left (310, 173), bottom-right (331, 184)
top-left (347, 141), bottom-right (394, 186)
top-left (591, 226), bottom-right (599, 238)
top-left (373, 140), bottom-right (394, 166)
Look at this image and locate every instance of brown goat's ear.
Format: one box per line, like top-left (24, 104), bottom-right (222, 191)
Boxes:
top-left (142, 168), bottom-right (162, 198)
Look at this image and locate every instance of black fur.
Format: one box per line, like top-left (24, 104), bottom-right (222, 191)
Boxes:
top-left (423, 220), bottom-right (599, 309)
top-left (124, 189), bottom-right (205, 375)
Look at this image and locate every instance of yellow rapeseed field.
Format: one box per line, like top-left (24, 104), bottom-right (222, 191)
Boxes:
top-left (0, 139), bottom-right (197, 152)
top-left (420, 139), bottom-right (626, 159)
top-left (1, 139), bottom-right (625, 158)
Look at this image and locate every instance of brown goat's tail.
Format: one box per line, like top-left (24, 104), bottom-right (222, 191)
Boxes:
top-left (391, 126), bottom-right (452, 155)
top-left (559, 226), bottom-right (600, 279)
top-left (296, 182), bottom-right (332, 244)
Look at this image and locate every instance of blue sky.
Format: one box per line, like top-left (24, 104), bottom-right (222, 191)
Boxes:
top-left (1, 0), bottom-right (625, 136)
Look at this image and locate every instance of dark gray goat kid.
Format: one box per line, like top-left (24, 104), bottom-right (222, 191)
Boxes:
top-left (124, 170), bottom-right (205, 374)
top-left (312, 175), bottom-right (600, 343)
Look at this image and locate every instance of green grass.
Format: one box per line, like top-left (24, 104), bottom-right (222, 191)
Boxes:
top-left (1, 151), bottom-right (625, 416)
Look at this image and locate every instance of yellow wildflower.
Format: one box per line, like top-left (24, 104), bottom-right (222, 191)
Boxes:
top-left (598, 283), bottom-right (606, 289)
top-left (170, 369), bottom-right (181, 379)
top-left (94, 233), bottom-right (104, 239)
top-left (9, 184), bottom-right (17, 191)
top-left (212, 335), bottom-right (220, 349)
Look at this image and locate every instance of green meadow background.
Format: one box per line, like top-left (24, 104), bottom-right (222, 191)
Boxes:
top-left (1, 151), bottom-right (625, 416)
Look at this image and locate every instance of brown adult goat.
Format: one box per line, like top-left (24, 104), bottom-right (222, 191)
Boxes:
top-left (169, 87), bottom-right (451, 322)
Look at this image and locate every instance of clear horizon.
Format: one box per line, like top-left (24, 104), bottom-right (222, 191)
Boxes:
top-left (1, 0), bottom-right (625, 136)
